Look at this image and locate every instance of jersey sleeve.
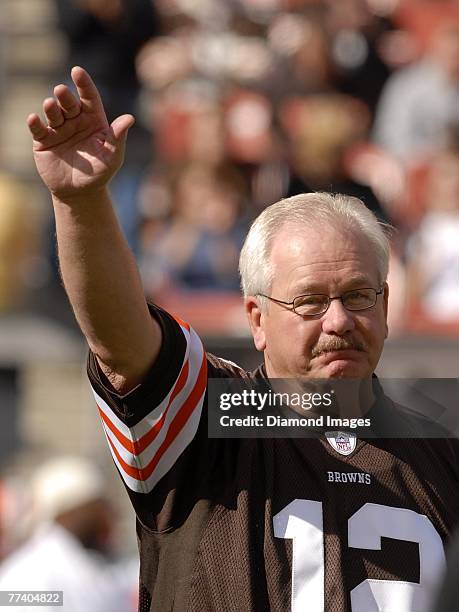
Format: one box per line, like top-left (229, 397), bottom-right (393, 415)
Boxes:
top-left (87, 305), bottom-right (208, 497)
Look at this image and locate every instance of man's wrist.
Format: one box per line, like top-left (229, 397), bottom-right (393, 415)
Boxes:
top-left (51, 187), bottom-right (111, 210)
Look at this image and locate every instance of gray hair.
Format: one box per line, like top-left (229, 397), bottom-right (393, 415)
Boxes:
top-left (239, 192), bottom-right (391, 302)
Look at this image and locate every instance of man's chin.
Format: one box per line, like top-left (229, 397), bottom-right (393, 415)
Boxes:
top-left (324, 362), bottom-right (365, 378)
top-left (312, 353), bottom-right (370, 379)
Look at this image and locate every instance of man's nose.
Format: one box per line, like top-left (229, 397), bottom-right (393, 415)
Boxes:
top-left (321, 298), bottom-right (356, 335)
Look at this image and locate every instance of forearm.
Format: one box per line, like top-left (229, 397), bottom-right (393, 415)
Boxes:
top-left (53, 188), bottom-right (161, 390)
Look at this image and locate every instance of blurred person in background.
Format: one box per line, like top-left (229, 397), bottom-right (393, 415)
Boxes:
top-left (137, 80), bottom-right (251, 296)
top-left (0, 478), bottom-right (29, 563)
top-left (141, 162), bottom-right (249, 295)
top-left (261, 10), bottom-right (335, 106)
top-left (279, 93), bottom-right (389, 222)
top-left (324, 0), bottom-right (392, 115)
top-left (404, 135), bottom-right (459, 330)
top-left (0, 173), bottom-right (36, 313)
top-left (373, 15), bottom-right (459, 162)
top-left (0, 457), bottom-right (137, 612)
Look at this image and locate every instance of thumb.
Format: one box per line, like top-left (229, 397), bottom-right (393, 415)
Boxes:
top-left (110, 114), bottom-right (135, 145)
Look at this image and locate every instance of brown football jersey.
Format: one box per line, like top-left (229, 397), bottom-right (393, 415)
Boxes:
top-left (87, 306), bottom-right (459, 612)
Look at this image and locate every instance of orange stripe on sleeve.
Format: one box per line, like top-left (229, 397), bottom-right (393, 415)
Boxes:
top-left (96, 357), bottom-right (190, 456)
top-left (106, 431), bottom-right (144, 481)
top-left (107, 350), bottom-right (207, 483)
top-left (140, 350), bottom-right (207, 481)
top-left (133, 359), bottom-right (190, 455)
top-left (99, 408), bottom-right (136, 453)
top-left (172, 315), bottom-right (190, 331)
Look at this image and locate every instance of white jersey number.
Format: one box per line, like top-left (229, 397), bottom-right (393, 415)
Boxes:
top-left (273, 500), bottom-right (445, 612)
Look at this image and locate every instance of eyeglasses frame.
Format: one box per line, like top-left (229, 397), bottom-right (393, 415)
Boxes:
top-left (257, 286), bottom-right (385, 317)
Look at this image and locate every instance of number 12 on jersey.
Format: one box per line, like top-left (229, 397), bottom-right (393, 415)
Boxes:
top-left (273, 500), bottom-right (445, 612)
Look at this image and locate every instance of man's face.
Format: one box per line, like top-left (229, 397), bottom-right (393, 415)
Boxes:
top-left (246, 223), bottom-right (388, 379)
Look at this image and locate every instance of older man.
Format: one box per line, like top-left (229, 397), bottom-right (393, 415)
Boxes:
top-left (27, 68), bottom-right (459, 612)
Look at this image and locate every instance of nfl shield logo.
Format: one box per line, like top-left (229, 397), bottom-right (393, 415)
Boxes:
top-left (325, 431), bottom-right (357, 456)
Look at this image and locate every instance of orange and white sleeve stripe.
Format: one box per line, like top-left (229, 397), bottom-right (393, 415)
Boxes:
top-left (91, 320), bottom-right (207, 494)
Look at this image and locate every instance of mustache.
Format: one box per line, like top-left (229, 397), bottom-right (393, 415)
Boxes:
top-left (311, 336), bottom-right (366, 358)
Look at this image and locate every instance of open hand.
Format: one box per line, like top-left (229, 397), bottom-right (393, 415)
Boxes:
top-left (27, 66), bottom-right (134, 202)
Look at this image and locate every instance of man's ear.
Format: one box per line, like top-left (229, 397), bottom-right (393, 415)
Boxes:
top-left (383, 282), bottom-right (389, 338)
top-left (244, 296), bottom-right (266, 352)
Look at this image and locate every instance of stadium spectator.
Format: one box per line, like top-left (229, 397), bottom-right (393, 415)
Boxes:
top-left (26, 67), bottom-right (459, 612)
top-left (260, 11), bottom-right (334, 106)
top-left (141, 162), bottom-right (249, 294)
top-left (0, 478), bottom-right (29, 562)
top-left (324, 0), bottom-right (392, 114)
top-left (0, 173), bottom-right (36, 312)
top-left (404, 140), bottom-right (459, 328)
top-left (372, 17), bottom-right (459, 161)
top-left (0, 457), bottom-right (137, 612)
top-left (278, 93), bottom-right (388, 222)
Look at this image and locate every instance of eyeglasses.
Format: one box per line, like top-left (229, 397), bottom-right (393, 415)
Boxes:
top-left (257, 287), bottom-right (384, 317)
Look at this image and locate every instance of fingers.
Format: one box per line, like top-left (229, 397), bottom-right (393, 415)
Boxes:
top-left (110, 114), bottom-right (135, 143)
top-left (43, 97), bottom-right (65, 129)
top-left (44, 83), bottom-right (83, 127)
top-left (71, 66), bottom-right (105, 116)
top-left (27, 113), bottom-right (49, 141)
top-left (54, 84), bottom-right (81, 119)
top-left (104, 115), bottom-right (135, 158)
top-left (27, 67), bottom-right (108, 141)
top-left (27, 79), bottom-right (83, 140)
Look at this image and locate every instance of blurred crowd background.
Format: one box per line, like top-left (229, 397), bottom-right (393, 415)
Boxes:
top-left (1, 0), bottom-right (459, 608)
top-left (2, 0), bottom-right (459, 334)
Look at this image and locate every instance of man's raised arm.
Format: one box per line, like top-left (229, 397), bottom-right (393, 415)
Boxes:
top-left (27, 66), bottom-right (161, 393)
